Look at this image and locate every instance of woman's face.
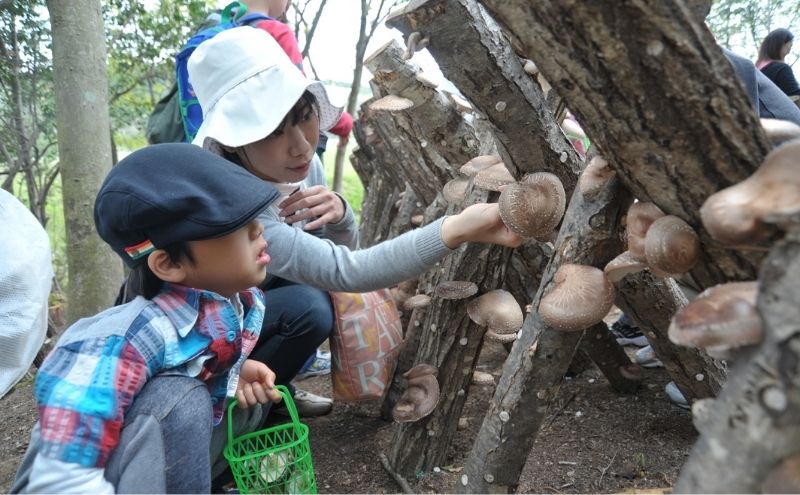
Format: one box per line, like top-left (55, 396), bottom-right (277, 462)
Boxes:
top-left (780, 40), bottom-right (793, 60)
top-left (237, 108), bottom-right (320, 183)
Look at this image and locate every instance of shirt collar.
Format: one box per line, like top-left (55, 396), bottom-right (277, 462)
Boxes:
top-left (152, 283), bottom-right (259, 338)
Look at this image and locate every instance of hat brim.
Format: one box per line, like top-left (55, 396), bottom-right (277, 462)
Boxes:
top-left (192, 66), bottom-right (343, 148)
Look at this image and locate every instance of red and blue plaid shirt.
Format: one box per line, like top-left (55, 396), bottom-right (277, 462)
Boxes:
top-left (33, 283), bottom-right (264, 468)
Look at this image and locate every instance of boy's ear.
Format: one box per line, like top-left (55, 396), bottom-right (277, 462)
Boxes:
top-left (147, 249), bottom-right (187, 284)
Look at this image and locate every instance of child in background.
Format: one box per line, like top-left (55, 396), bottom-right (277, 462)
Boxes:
top-left (11, 144), bottom-right (282, 494)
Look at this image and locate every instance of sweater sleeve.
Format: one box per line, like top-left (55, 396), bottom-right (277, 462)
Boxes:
top-left (258, 212), bottom-right (452, 292)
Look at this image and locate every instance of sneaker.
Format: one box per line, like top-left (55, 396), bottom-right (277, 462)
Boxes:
top-left (274, 388), bottom-right (333, 418)
top-left (634, 345), bottom-right (664, 368)
top-left (665, 381), bottom-right (690, 410)
top-left (295, 350), bottom-right (332, 380)
top-left (610, 320), bottom-right (648, 347)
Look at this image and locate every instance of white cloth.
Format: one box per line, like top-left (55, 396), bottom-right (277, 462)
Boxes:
top-left (0, 189), bottom-right (53, 397)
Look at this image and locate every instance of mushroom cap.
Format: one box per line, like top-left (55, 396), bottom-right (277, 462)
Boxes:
top-left (700, 140), bottom-right (800, 247)
top-left (443, 177), bottom-right (470, 204)
top-left (459, 155), bottom-right (503, 177)
top-left (471, 370), bottom-right (495, 385)
top-left (448, 92), bottom-right (473, 113)
top-left (668, 281), bottom-right (763, 356)
top-left (604, 250), bottom-right (647, 283)
top-left (435, 280), bottom-right (479, 300)
top-left (473, 163), bottom-right (516, 191)
top-left (618, 363), bottom-right (644, 381)
top-left (410, 214), bottom-right (424, 226)
top-left (393, 365), bottom-right (440, 422)
top-left (644, 215), bottom-right (700, 276)
top-left (539, 264), bottom-right (615, 332)
top-left (403, 294), bottom-right (431, 310)
top-left (369, 94), bottom-right (414, 112)
top-left (578, 156), bottom-right (616, 198)
top-left (466, 289), bottom-right (524, 334)
top-left (761, 118), bottom-right (800, 145)
top-left (498, 173), bottom-right (566, 241)
top-left (626, 202), bottom-right (665, 260)
top-left (523, 59), bottom-right (538, 76)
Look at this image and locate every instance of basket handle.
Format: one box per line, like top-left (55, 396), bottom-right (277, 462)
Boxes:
top-left (226, 385), bottom-right (299, 445)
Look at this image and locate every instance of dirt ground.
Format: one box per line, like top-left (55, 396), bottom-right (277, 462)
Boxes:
top-left (0, 331), bottom-right (695, 494)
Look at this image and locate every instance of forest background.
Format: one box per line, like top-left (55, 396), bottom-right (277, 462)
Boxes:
top-left (0, 0), bottom-right (798, 317)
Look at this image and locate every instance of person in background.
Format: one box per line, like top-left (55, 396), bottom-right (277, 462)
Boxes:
top-left (756, 28), bottom-right (800, 103)
top-left (245, 0), bottom-right (353, 380)
top-left (11, 144), bottom-right (283, 493)
top-left (0, 189), bottom-right (53, 399)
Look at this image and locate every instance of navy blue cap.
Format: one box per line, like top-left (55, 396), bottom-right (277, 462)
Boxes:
top-left (94, 143), bottom-right (278, 267)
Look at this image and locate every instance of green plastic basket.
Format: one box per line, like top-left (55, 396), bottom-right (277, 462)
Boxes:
top-left (224, 385), bottom-right (317, 494)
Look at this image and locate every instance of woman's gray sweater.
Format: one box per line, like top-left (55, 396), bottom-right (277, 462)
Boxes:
top-left (257, 155), bottom-right (452, 292)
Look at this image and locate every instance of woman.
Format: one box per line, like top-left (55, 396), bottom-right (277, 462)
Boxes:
top-left (187, 27), bottom-right (522, 417)
top-left (756, 28), bottom-right (800, 102)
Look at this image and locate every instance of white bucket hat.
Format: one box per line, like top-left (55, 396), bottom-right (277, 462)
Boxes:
top-left (188, 26), bottom-right (343, 148)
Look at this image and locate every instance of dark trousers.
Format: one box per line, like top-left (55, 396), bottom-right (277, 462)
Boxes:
top-left (249, 278), bottom-right (334, 385)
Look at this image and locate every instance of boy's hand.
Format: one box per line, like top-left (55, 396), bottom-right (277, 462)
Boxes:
top-left (236, 359), bottom-right (282, 408)
top-left (279, 186), bottom-right (346, 230)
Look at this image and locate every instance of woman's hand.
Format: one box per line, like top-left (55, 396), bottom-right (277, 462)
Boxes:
top-left (441, 203), bottom-right (523, 249)
top-left (236, 359), bottom-right (282, 408)
top-left (279, 185), bottom-right (346, 230)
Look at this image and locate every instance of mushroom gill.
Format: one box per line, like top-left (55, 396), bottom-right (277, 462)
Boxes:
top-left (473, 163), bottom-right (516, 191)
top-left (604, 251), bottom-right (647, 283)
top-left (626, 202), bottom-right (665, 261)
top-left (761, 118), bottom-right (800, 145)
top-left (578, 156), bottom-right (616, 198)
top-left (498, 173), bottom-right (566, 241)
top-left (539, 264), bottom-right (615, 332)
top-left (466, 289), bottom-right (524, 335)
top-left (700, 139), bottom-right (800, 248)
top-left (369, 94), bottom-right (414, 112)
top-left (668, 281), bottom-right (762, 359)
top-left (402, 294), bottom-right (431, 310)
top-left (459, 155), bottom-right (503, 177)
top-left (392, 364), bottom-right (440, 423)
top-left (442, 177), bottom-right (470, 205)
top-left (644, 215), bottom-right (700, 277)
top-left (435, 280), bottom-right (479, 300)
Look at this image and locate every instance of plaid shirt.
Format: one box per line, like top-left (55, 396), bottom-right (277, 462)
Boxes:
top-left (33, 283), bottom-right (264, 468)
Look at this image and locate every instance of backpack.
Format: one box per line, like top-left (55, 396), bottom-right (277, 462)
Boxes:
top-left (145, 2), bottom-right (271, 144)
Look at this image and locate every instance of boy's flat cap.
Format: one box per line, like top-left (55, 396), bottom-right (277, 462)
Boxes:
top-left (94, 143), bottom-right (278, 267)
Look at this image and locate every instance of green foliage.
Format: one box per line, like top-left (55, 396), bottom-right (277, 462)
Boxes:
top-left (323, 139), bottom-right (364, 224)
top-left (707, 0), bottom-right (800, 59)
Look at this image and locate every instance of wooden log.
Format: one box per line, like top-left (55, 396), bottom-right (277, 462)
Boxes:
top-left (614, 273), bottom-right (726, 401)
top-left (479, 0), bottom-right (770, 289)
top-left (386, 0), bottom-right (582, 193)
top-left (579, 322), bottom-right (642, 394)
top-left (675, 218), bottom-right (800, 492)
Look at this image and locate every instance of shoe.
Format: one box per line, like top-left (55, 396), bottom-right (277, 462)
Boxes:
top-left (610, 320), bottom-right (648, 347)
top-left (295, 350), bottom-right (332, 380)
top-left (274, 388), bottom-right (333, 418)
top-left (665, 381), bottom-right (690, 410)
top-left (634, 345), bottom-right (663, 368)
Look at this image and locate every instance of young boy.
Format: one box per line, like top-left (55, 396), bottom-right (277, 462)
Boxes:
top-left (11, 143), bottom-right (282, 493)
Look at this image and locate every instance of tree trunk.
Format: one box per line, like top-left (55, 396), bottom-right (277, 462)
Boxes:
top-left (675, 218), bottom-right (800, 492)
top-left (479, 0), bottom-right (770, 289)
top-left (47, 0), bottom-right (123, 324)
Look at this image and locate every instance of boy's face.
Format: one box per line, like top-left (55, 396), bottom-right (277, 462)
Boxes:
top-left (181, 219), bottom-right (269, 297)
top-left (238, 110), bottom-right (320, 183)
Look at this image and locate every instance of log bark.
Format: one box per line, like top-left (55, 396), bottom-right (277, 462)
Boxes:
top-left (479, 0), bottom-right (770, 289)
top-left (386, 0), bottom-right (582, 193)
top-left (457, 170), bottom-right (630, 493)
top-left (675, 220), bottom-right (800, 492)
top-left (579, 322), bottom-right (642, 394)
top-left (614, 273), bottom-right (726, 401)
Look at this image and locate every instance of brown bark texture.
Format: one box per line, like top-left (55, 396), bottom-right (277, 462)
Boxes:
top-left (385, 0), bottom-right (582, 194)
top-left (47, 0), bottom-right (123, 324)
top-left (675, 221), bottom-right (800, 493)
top-left (480, 0), bottom-right (770, 290)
